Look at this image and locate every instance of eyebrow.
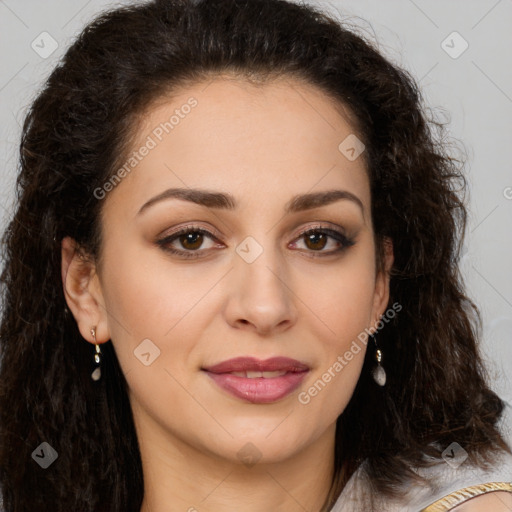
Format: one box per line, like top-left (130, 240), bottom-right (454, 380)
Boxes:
top-left (137, 187), bottom-right (364, 216)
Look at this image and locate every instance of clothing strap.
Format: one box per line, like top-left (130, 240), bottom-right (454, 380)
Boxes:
top-left (420, 481), bottom-right (512, 511)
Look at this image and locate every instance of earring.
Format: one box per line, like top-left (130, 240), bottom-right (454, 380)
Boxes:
top-left (370, 333), bottom-right (386, 386)
top-left (90, 327), bottom-right (102, 381)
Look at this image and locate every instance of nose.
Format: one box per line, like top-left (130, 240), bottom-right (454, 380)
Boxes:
top-left (223, 246), bottom-right (299, 336)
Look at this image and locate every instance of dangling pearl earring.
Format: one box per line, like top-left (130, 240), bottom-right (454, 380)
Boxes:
top-left (370, 333), bottom-right (386, 386)
top-left (90, 327), bottom-right (102, 381)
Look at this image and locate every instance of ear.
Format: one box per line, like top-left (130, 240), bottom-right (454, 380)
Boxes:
top-left (371, 236), bottom-right (394, 327)
top-left (61, 236), bottom-right (110, 344)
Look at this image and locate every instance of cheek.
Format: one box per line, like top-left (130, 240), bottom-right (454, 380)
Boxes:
top-left (98, 242), bottom-right (217, 375)
top-left (294, 252), bottom-right (377, 342)
top-left (102, 231), bottom-right (221, 320)
top-left (295, 272), bottom-right (372, 425)
top-left (292, 255), bottom-right (375, 409)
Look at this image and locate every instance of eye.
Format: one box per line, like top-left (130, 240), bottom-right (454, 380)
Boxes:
top-left (290, 226), bottom-right (355, 256)
top-left (156, 224), bottom-right (356, 260)
top-left (156, 226), bottom-right (223, 259)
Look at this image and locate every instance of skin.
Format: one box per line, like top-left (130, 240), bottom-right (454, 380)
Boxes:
top-left (451, 492), bottom-right (512, 510)
top-left (62, 76), bottom-right (395, 511)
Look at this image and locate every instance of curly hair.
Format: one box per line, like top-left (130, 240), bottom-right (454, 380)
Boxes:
top-left (0, 0), bottom-right (509, 510)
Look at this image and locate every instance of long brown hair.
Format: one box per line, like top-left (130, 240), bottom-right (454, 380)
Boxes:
top-left (1, 0), bottom-right (509, 510)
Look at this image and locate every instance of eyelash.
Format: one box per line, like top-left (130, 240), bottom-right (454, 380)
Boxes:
top-left (156, 224), bottom-right (356, 260)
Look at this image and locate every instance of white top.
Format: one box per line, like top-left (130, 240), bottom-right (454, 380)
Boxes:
top-left (330, 403), bottom-right (512, 511)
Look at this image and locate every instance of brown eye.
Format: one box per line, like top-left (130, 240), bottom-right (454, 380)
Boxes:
top-left (290, 227), bottom-right (356, 256)
top-left (179, 232), bottom-right (204, 250)
top-left (157, 226), bottom-right (221, 259)
top-left (304, 232), bottom-right (328, 251)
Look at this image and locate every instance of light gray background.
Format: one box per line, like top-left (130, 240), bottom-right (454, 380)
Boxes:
top-left (1, 0), bottom-right (511, 436)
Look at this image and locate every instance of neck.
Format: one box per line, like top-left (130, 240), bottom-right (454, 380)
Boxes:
top-left (136, 412), bottom-right (337, 512)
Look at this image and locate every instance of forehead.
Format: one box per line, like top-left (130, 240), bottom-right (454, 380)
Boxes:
top-left (105, 76), bottom-right (370, 218)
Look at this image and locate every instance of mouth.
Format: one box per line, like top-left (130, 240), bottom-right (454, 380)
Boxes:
top-left (228, 370), bottom-right (289, 378)
top-left (202, 356), bottom-right (310, 404)
top-left (202, 356), bottom-right (310, 374)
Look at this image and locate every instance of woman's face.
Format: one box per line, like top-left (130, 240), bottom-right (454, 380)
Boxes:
top-left (64, 76), bottom-right (393, 466)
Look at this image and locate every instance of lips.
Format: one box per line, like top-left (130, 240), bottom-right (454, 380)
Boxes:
top-left (202, 356), bottom-right (310, 374)
top-left (202, 357), bottom-right (310, 404)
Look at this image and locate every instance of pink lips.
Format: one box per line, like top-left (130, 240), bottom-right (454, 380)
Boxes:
top-left (202, 356), bottom-right (310, 404)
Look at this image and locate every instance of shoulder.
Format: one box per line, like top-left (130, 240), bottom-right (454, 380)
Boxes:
top-left (450, 490), bottom-right (512, 511)
top-left (420, 482), bottom-right (512, 511)
top-left (412, 449), bottom-right (512, 512)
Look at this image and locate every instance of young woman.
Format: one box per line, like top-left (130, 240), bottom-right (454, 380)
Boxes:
top-left (1, 0), bottom-right (511, 510)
